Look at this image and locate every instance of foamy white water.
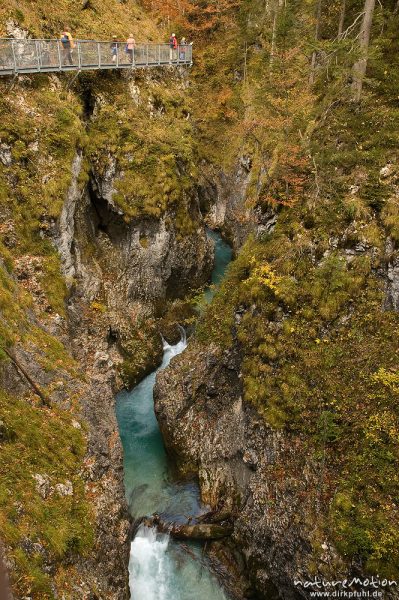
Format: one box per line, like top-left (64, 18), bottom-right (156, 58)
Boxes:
top-left (130, 525), bottom-right (170, 600)
top-left (130, 523), bottom-right (228, 600)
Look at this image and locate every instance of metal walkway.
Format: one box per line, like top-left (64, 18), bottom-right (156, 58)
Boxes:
top-left (0, 39), bottom-right (192, 76)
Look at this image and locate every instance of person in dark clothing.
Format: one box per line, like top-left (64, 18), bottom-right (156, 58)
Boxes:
top-left (60, 29), bottom-right (74, 65)
top-left (110, 35), bottom-right (118, 63)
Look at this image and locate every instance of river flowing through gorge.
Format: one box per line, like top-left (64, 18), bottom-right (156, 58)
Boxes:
top-left (116, 230), bottom-right (233, 599)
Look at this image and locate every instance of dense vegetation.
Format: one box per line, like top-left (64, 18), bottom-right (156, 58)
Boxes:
top-left (0, 390), bottom-right (93, 597)
top-left (0, 1), bottom-right (192, 596)
top-left (183, 0), bottom-right (399, 580)
top-left (1, 0), bottom-right (399, 594)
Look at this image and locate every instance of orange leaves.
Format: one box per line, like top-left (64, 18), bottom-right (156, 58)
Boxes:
top-left (260, 144), bottom-right (309, 208)
top-left (140, 0), bottom-right (190, 29)
top-left (141, 0), bottom-right (241, 36)
top-left (216, 86), bottom-right (233, 106)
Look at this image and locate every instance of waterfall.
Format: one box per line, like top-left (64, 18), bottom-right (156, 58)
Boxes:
top-left (162, 328), bottom-right (187, 358)
top-left (129, 525), bottom-right (171, 600)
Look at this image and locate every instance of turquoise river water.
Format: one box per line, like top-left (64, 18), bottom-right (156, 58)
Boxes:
top-left (116, 230), bottom-right (233, 600)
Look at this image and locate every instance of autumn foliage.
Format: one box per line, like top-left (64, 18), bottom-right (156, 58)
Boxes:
top-left (140, 0), bottom-right (241, 34)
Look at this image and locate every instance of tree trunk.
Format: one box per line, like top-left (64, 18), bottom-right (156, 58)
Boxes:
top-left (352, 0), bottom-right (376, 102)
top-left (269, 3), bottom-right (278, 79)
top-left (145, 516), bottom-right (233, 540)
top-left (1, 346), bottom-right (51, 407)
top-left (269, 0), bottom-right (283, 82)
top-left (338, 0), bottom-right (346, 38)
top-left (310, 0), bottom-right (323, 84)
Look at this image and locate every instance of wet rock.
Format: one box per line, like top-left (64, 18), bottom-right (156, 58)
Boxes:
top-left (152, 517), bottom-right (234, 540)
top-left (159, 322), bottom-right (182, 345)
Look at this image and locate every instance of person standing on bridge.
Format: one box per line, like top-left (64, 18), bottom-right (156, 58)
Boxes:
top-left (110, 36), bottom-right (118, 63)
top-left (125, 34), bottom-right (136, 64)
top-left (169, 33), bottom-right (178, 63)
top-left (60, 29), bottom-right (75, 66)
top-left (179, 37), bottom-right (187, 61)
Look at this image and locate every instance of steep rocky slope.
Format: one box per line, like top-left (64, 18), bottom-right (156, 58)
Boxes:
top-left (153, 0), bottom-right (399, 597)
top-left (2, 0), bottom-right (399, 598)
top-left (0, 4), bottom-right (212, 598)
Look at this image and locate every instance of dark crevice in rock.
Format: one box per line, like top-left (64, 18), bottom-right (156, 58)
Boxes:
top-left (80, 84), bottom-right (96, 120)
top-left (87, 176), bottom-right (127, 241)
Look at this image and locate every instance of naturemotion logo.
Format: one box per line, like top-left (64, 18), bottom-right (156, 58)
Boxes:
top-left (294, 576), bottom-right (398, 598)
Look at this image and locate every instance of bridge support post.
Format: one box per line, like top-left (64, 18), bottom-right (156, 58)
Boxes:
top-left (77, 42), bottom-right (82, 70)
top-left (56, 40), bottom-right (62, 70)
top-left (67, 69), bottom-right (81, 89)
top-left (7, 73), bottom-right (18, 90)
top-left (11, 40), bottom-right (17, 74)
top-left (35, 41), bottom-right (40, 71)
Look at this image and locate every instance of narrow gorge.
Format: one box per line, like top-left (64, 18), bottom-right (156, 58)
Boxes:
top-left (1, 0), bottom-right (399, 599)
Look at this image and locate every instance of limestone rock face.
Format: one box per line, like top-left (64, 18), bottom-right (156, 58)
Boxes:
top-left (5, 20), bottom-right (28, 39)
top-left (199, 158), bottom-right (277, 251)
top-left (58, 152), bottom-right (83, 282)
top-left (57, 152), bottom-right (213, 319)
top-left (154, 343), bottom-right (340, 600)
top-left (49, 146), bottom-right (213, 598)
top-left (0, 324), bottom-right (131, 599)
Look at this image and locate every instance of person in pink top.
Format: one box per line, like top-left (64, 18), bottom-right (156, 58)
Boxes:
top-left (169, 33), bottom-right (178, 62)
top-left (125, 34), bottom-right (136, 64)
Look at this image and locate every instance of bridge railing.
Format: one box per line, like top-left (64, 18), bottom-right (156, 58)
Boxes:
top-left (0, 39), bottom-right (193, 75)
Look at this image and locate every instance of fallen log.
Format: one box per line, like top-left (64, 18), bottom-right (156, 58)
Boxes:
top-left (197, 507), bottom-right (233, 524)
top-left (152, 518), bottom-right (233, 540)
top-left (172, 523), bottom-right (233, 540)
